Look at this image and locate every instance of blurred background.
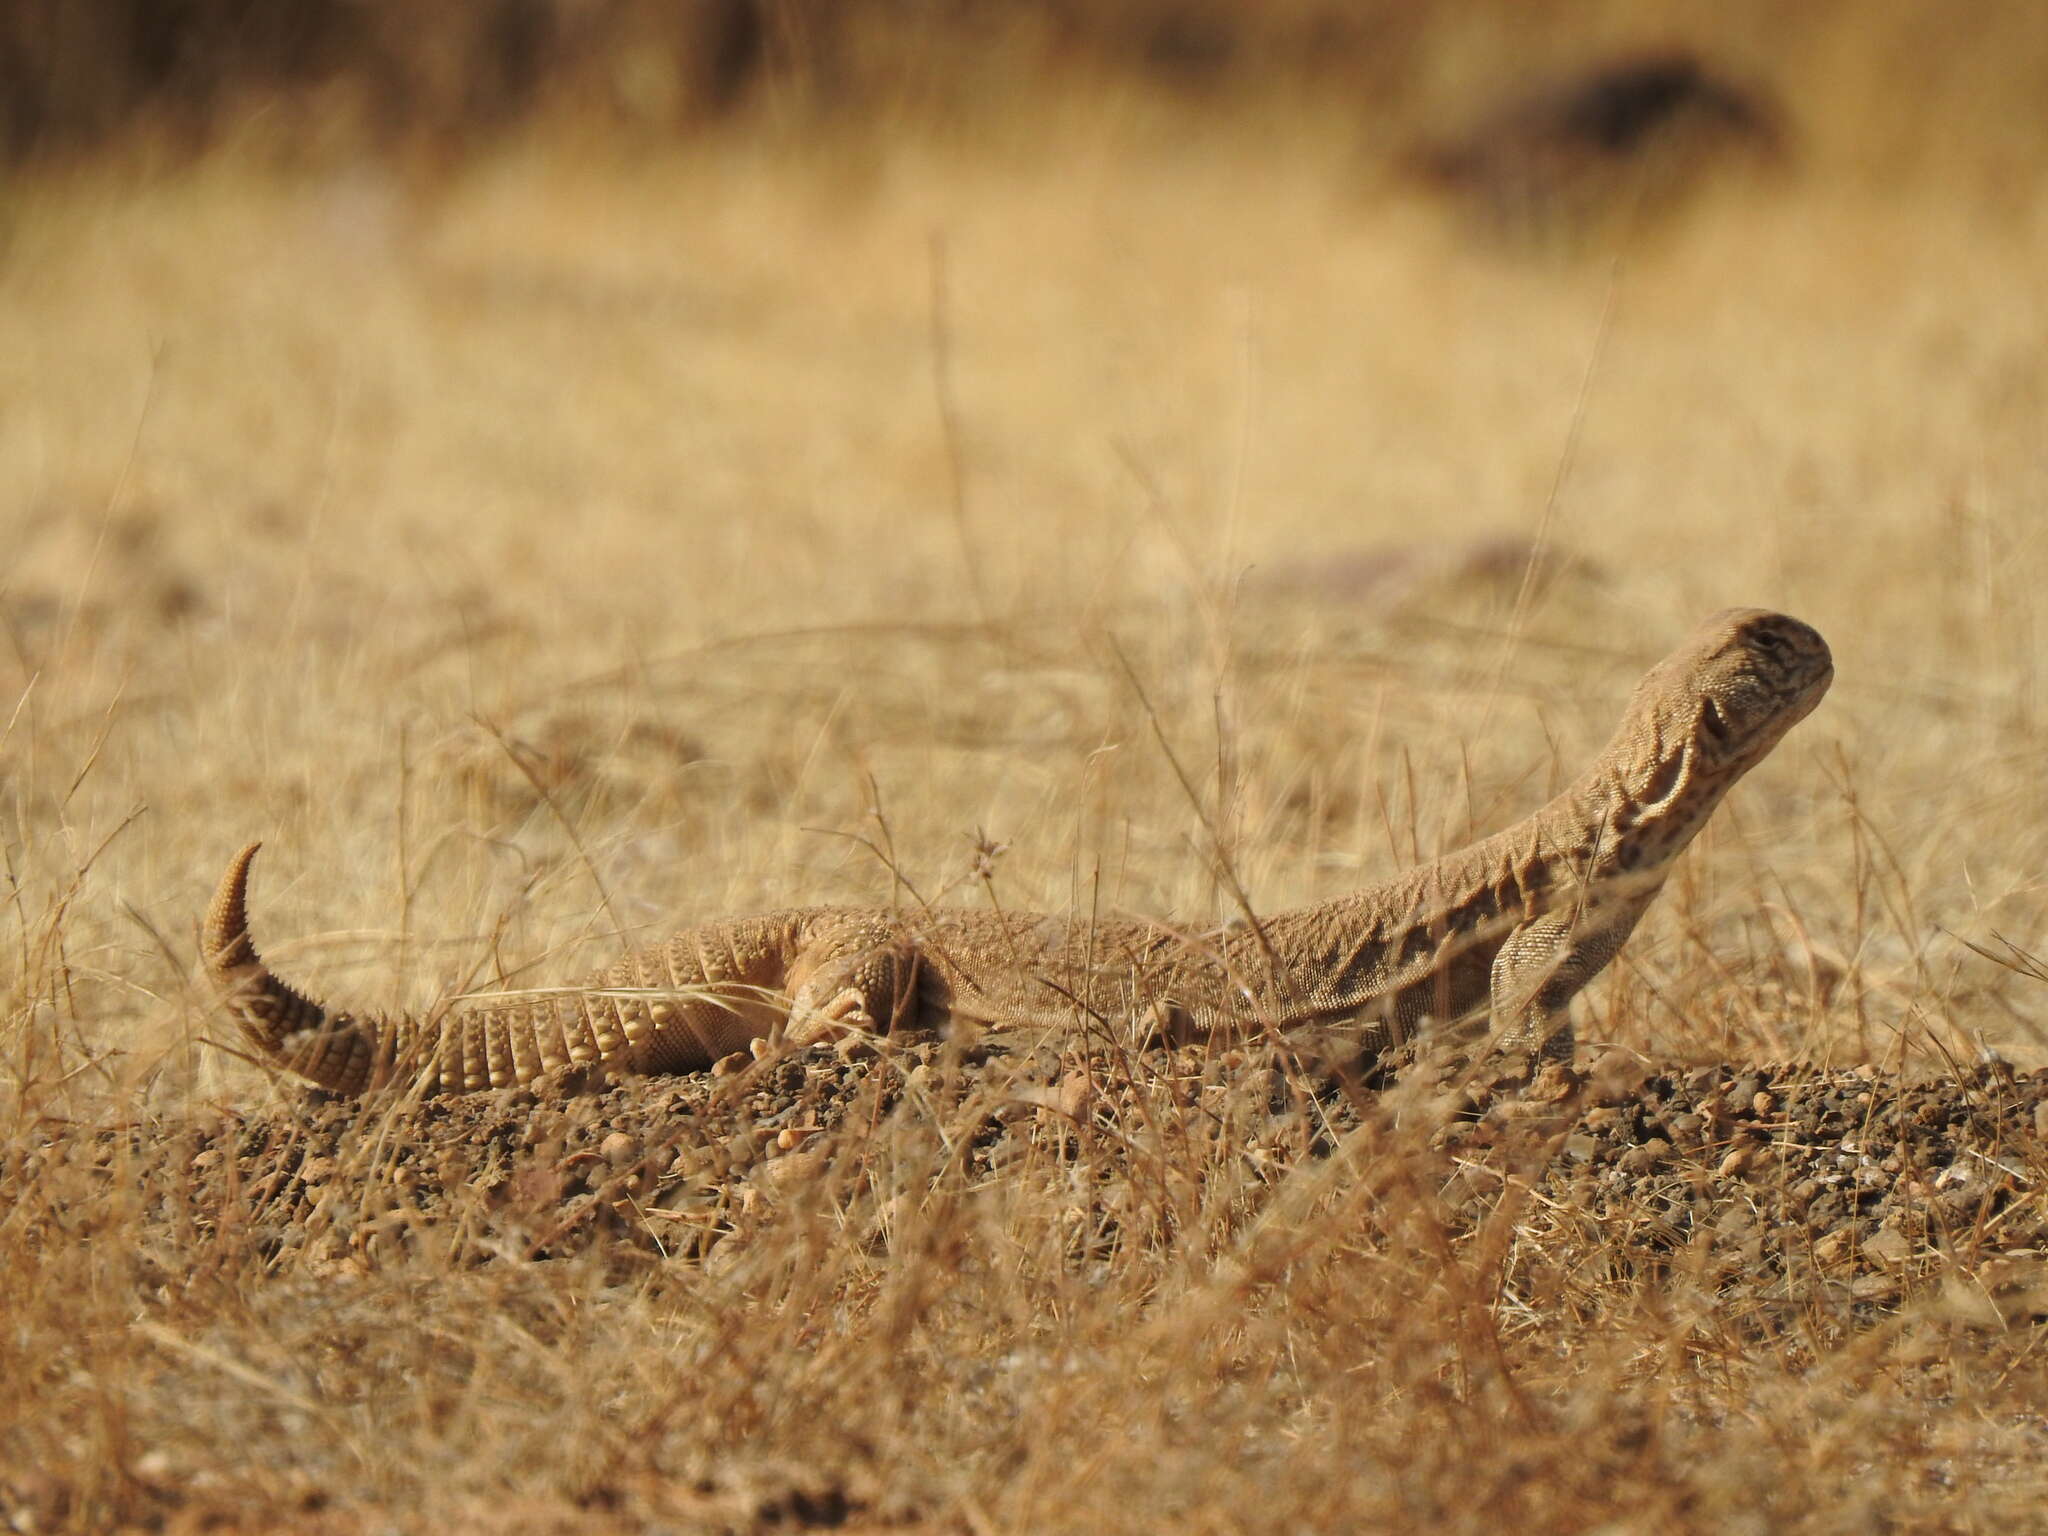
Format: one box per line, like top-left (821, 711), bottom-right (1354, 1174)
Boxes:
top-left (5, 0), bottom-right (2048, 1091)
top-left (6, 0), bottom-right (2042, 616)
top-left (3, 0), bottom-right (2041, 184)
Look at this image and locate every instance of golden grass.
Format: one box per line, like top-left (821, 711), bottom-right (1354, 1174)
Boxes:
top-left (9, 30), bottom-right (2048, 1526)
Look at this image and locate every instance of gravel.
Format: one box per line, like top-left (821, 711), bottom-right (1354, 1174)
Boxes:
top-left (11, 1037), bottom-right (2048, 1312)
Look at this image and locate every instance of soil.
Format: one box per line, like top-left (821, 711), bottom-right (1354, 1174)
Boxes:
top-left (12, 1037), bottom-right (2048, 1318)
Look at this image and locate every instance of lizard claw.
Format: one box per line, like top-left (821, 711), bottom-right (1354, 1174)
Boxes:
top-left (789, 987), bottom-right (878, 1044)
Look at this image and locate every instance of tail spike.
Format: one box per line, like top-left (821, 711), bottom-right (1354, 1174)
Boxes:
top-left (202, 842), bottom-right (386, 1094)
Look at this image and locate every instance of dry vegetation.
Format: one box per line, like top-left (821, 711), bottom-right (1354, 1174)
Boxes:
top-left (9, 4), bottom-right (2048, 1531)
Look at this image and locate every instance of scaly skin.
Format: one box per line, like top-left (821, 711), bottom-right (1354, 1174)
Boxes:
top-left (203, 608), bottom-right (1832, 1095)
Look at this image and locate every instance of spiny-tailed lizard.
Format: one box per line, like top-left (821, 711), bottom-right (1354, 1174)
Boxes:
top-left (203, 608), bottom-right (1831, 1096)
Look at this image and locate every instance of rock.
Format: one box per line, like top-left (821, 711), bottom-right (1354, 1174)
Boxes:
top-left (1619, 1139), bottom-right (1672, 1175)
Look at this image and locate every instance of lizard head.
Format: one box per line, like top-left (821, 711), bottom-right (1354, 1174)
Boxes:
top-left (1643, 607), bottom-right (1833, 775)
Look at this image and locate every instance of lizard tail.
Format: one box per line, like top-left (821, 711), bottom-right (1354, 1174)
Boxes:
top-left (202, 842), bottom-right (729, 1094)
top-left (203, 843), bottom-right (415, 1095)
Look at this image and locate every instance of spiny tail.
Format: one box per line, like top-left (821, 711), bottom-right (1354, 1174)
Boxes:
top-left (203, 843), bottom-right (419, 1095)
top-left (203, 844), bottom-right (759, 1096)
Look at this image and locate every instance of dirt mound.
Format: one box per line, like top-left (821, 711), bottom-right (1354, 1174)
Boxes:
top-left (13, 1044), bottom-right (2047, 1314)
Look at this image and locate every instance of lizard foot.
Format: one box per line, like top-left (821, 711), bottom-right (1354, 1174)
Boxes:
top-left (788, 987), bottom-right (880, 1046)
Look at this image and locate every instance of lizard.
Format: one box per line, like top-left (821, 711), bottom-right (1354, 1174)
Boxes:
top-left (202, 607), bottom-right (1832, 1097)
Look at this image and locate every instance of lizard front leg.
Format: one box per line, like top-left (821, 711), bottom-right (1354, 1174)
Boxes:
top-left (1487, 897), bottom-right (1650, 1066)
top-left (784, 931), bottom-right (921, 1046)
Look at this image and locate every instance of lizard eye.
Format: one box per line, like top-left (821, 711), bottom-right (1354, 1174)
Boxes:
top-left (1753, 624), bottom-right (1811, 671)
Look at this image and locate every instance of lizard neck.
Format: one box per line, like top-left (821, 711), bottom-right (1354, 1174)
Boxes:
top-left (1539, 704), bottom-right (1731, 880)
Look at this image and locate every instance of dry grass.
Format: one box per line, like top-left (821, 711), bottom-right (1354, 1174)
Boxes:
top-left (10, 11), bottom-right (2048, 1528)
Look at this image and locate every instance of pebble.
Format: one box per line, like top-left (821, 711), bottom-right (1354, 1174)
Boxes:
top-left (752, 1149), bottom-right (826, 1196)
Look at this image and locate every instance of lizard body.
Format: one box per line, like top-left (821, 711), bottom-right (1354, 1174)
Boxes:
top-left (204, 608), bottom-right (1831, 1095)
